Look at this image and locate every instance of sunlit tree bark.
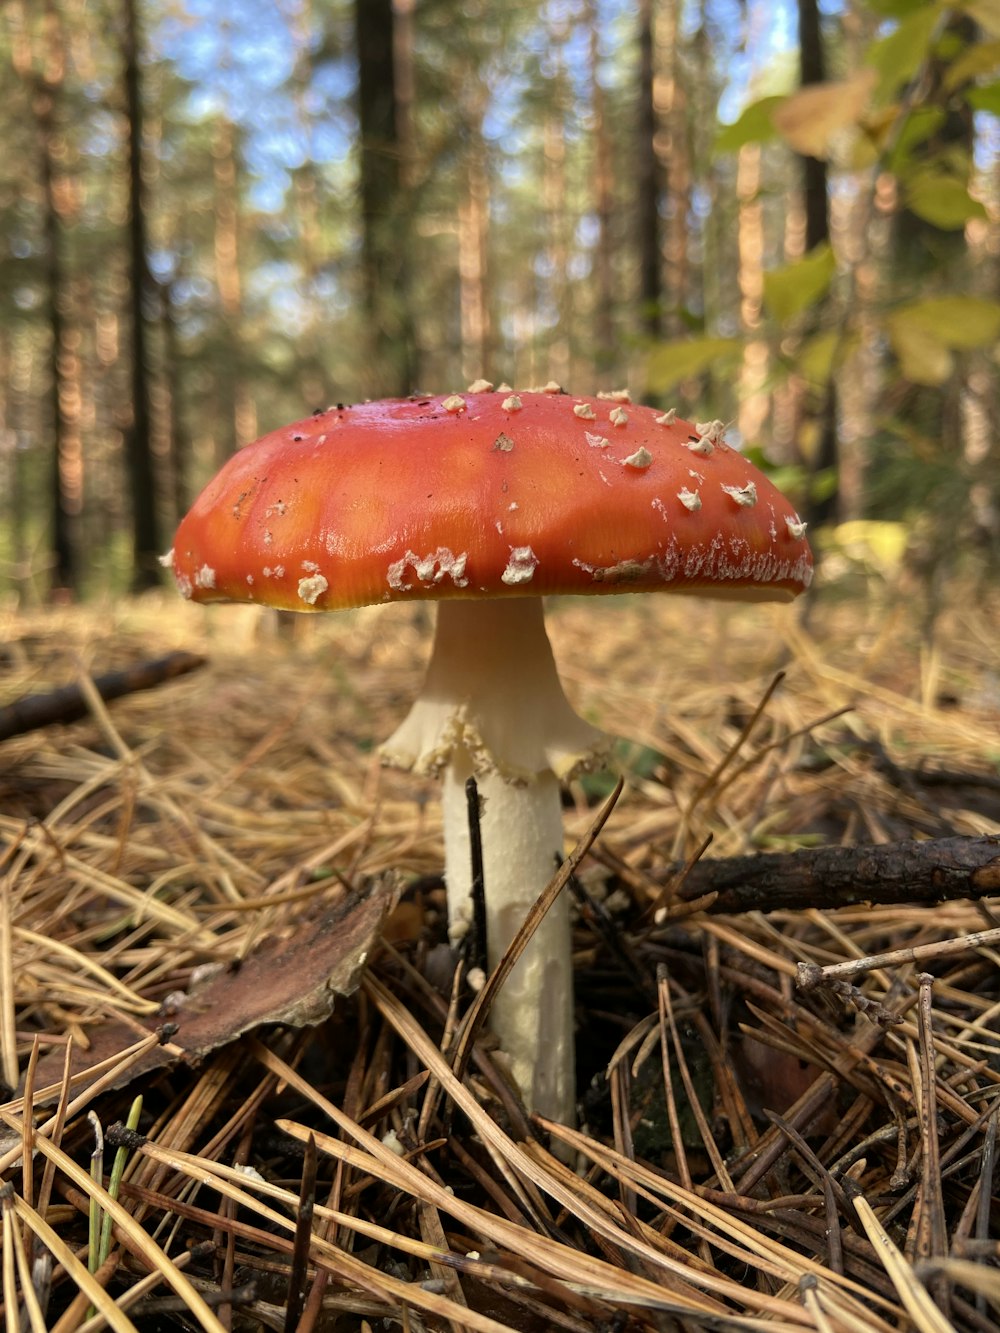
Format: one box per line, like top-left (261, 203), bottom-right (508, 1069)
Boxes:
top-left (586, 0), bottom-right (616, 378)
top-left (211, 115), bottom-right (255, 462)
top-left (458, 114), bottom-right (491, 383)
top-left (737, 144), bottom-right (769, 443)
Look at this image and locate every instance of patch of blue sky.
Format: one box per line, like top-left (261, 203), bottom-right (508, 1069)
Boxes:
top-left (153, 0), bottom-right (352, 209)
top-left (716, 0), bottom-right (799, 122)
top-left (153, 0), bottom-right (851, 225)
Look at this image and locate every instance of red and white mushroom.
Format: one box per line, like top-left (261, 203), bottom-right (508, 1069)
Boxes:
top-left (167, 388), bottom-right (813, 1126)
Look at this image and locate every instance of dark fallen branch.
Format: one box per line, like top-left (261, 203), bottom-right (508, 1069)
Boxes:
top-left (667, 835), bottom-right (1000, 915)
top-left (0, 651), bottom-right (207, 743)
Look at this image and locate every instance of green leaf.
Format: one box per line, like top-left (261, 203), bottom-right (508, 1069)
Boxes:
top-left (887, 318), bottom-right (952, 385)
top-left (892, 296), bottom-right (1000, 349)
top-left (885, 105), bottom-right (946, 171)
top-left (905, 172), bottom-right (988, 228)
top-left (884, 296), bottom-right (1000, 386)
top-left (763, 244), bottom-right (836, 323)
top-left (866, 7), bottom-right (941, 102)
top-left (965, 80), bottom-right (1000, 113)
top-left (646, 338), bottom-right (742, 392)
top-left (810, 468), bottom-right (840, 505)
top-left (866, 0), bottom-right (936, 15)
top-left (743, 451), bottom-right (808, 496)
top-left (797, 329), bottom-right (861, 385)
top-left (943, 38), bottom-right (1000, 90)
top-left (714, 96), bottom-right (784, 154)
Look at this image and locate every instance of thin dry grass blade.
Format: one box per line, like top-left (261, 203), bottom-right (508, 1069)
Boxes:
top-left (0, 1111), bottom-right (225, 1332)
top-left (0, 869), bottom-right (18, 1092)
top-left (916, 1258), bottom-right (1000, 1311)
top-left (853, 1194), bottom-right (953, 1333)
top-left (11, 1191), bottom-right (133, 1333)
top-left (542, 1118), bottom-right (900, 1329)
top-left (103, 1139), bottom-right (527, 1333)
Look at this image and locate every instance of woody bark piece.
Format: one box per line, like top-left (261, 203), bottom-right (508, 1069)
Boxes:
top-left (0, 652), bottom-right (206, 743)
top-left (24, 876), bottom-right (394, 1100)
top-left (670, 835), bottom-right (1000, 915)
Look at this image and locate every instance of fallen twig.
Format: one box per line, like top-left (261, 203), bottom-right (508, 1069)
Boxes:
top-left (797, 924), bottom-right (1000, 990)
top-left (0, 651), bottom-right (206, 742)
top-left (668, 835), bottom-right (1000, 914)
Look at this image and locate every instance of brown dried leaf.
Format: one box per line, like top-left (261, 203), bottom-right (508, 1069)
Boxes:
top-left (26, 876), bottom-right (396, 1098)
top-left (772, 71), bottom-right (876, 159)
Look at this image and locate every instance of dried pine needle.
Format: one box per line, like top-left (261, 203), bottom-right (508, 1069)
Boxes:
top-left (1, 590), bottom-right (999, 1329)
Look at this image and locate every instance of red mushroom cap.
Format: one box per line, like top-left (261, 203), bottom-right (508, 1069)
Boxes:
top-left (167, 391), bottom-right (812, 611)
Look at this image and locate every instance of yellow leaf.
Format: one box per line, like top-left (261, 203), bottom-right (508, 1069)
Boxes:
top-left (828, 521), bottom-right (909, 572)
top-left (646, 338), bottom-right (742, 392)
top-left (892, 295), bottom-right (1000, 349)
top-left (958, 1), bottom-right (1000, 39)
top-left (772, 71), bottom-right (877, 159)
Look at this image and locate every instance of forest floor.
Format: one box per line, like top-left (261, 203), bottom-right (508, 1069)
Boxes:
top-left (1, 578), bottom-right (999, 1332)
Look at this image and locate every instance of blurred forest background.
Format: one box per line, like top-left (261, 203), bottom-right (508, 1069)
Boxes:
top-left (2, 0), bottom-right (999, 609)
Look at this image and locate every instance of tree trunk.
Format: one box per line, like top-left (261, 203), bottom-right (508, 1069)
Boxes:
top-left (32, 1), bottom-right (80, 598)
top-left (290, 0), bottom-right (334, 410)
top-left (691, 5), bottom-right (722, 356)
top-left (736, 144), bottom-right (769, 444)
top-left (354, 0), bottom-right (414, 397)
top-left (393, 0), bottom-right (419, 387)
top-left (890, 15), bottom-right (977, 633)
top-left (212, 115), bottom-right (254, 463)
top-left (160, 278), bottom-right (189, 526)
top-left (587, 0), bottom-right (616, 378)
top-left (636, 0), bottom-right (661, 339)
top-left (122, 0), bottom-right (162, 590)
top-left (458, 123), bottom-right (490, 384)
top-left (797, 0), bottom-right (839, 527)
top-left (659, 0), bottom-right (689, 339)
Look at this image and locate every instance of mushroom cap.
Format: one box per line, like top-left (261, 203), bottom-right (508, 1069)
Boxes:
top-left (168, 391), bottom-right (812, 610)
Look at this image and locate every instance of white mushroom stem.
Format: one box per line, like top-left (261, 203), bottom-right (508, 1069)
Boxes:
top-left (381, 597), bottom-right (609, 1125)
top-left (442, 755), bottom-right (572, 1122)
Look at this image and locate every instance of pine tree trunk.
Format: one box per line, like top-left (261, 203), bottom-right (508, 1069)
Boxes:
top-left (659, 0), bottom-right (690, 339)
top-left (587, 0), bottom-right (616, 378)
top-left (290, 0), bottom-right (333, 409)
top-left (122, 0), bottom-right (162, 590)
top-left (160, 278), bottom-right (189, 525)
top-left (891, 15), bottom-right (977, 631)
top-left (32, 2), bottom-right (79, 598)
top-left (636, 0), bottom-right (661, 339)
top-left (797, 0), bottom-right (839, 527)
top-left (355, 0), bottom-right (414, 397)
top-left (541, 11), bottom-right (571, 388)
top-left (212, 116), bottom-right (254, 464)
top-left (458, 122), bottom-right (490, 383)
top-left (736, 144), bottom-right (769, 444)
